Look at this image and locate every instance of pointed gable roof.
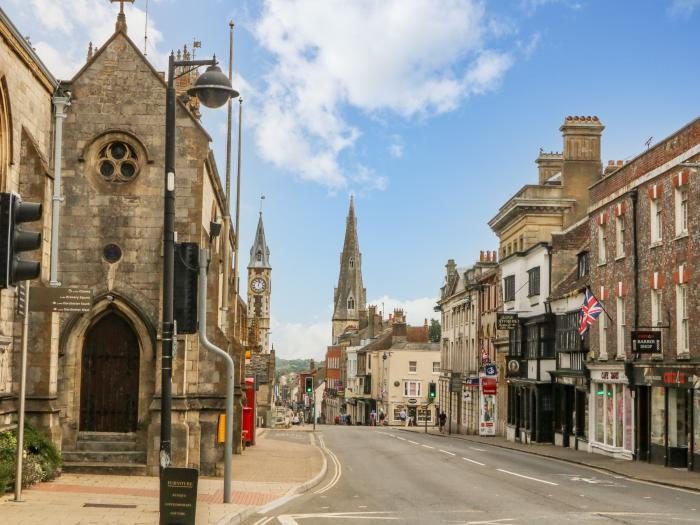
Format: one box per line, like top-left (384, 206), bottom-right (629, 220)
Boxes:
top-left (248, 213), bottom-right (271, 269)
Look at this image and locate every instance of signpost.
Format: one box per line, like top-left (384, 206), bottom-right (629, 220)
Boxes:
top-left (29, 286), bottom-right (92, 313)
top-left (479, 364), bottom-right (497, 436)
top-left (631, 331), bottom-right (661, 354)
top-left (497, 313), bottom-right (519, 331)
top-left (160, 467), bottom-right (198, 525)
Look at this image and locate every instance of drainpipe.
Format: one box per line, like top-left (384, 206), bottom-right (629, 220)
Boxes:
top-left (629, 190), bottom-right (639, 332)
top-left (198, 248), bottom-right (234, 503)
top-left (50, 89), bottom-right (70, 287)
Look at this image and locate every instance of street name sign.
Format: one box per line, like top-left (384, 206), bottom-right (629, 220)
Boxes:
top-left (497, 313), bottom-right (519, 330)
top-left (29, 287), bottom-right (92, 313)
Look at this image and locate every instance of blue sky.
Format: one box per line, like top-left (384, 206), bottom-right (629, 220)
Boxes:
top-left (6, 0), bottom-right (700, 359)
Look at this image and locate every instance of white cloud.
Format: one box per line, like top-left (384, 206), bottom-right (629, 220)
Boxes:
top-left (669, 0), bottom-right (700, 17)
top-left (271, 317), bottom-right (331, 360)
top-left (388, 135), bottom-right (403, 158)
top-left (369, 296), bottom-right (439, 326)
top-left (252, 0), bottom-right (514, 191)
top-left (13, 0), bottom-right (167, 79)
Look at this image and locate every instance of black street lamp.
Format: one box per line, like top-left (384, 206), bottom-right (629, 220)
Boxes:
top-left (160, 53), bottom-right (238, 470)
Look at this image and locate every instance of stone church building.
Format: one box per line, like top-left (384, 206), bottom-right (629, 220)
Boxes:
top-left (1, 6), bottom-right (251, 476)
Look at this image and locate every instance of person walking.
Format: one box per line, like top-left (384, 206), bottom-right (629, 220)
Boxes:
top-left (378, 411), bottom-right (385, 426)
top-left (399, 408), bottom-right (406, 427)
top-left (439, 411), bottom-right (447, 434)
top-left (369, 410), bottom-right (376, 426)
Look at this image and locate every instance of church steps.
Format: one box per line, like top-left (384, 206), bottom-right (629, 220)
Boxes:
top-left (62, 432), bottom-right (147, 475)
top-left (62, 462), bottom-right (147, 476)
top-left (62, 450), bottom-right (147, 464)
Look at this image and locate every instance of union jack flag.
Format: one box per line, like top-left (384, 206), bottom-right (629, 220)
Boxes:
top-left (579, 287), bottom-right (604, 336)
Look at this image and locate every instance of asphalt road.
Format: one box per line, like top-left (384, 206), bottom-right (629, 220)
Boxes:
top-left (244, 425), bottom-right (700, 525)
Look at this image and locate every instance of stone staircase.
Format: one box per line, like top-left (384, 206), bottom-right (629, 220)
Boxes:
top-left (62, 432), bottom-right (147, 475)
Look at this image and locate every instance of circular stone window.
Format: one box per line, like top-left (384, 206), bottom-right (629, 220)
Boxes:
top-left (103, 243), bottom-right (123, 263)
top-left (98, 141), bottom-right (140, 183)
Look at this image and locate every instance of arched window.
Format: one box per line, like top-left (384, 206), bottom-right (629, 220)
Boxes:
top-left (348, 297), bottom-right (355, 310)
top-left (349, 257), bottom-right (354, 269)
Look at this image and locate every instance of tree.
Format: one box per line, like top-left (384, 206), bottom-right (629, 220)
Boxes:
top-left (428, 318), bottom-right (441, 343)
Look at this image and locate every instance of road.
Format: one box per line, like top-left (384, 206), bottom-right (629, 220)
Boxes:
top-left (244, 425), bottom-right (700, 525)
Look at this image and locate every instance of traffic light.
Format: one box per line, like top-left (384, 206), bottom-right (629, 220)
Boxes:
top-left (0, 192), bottom-right (42, 288)
top-left (305, 376), bottom-right (313, 393)
top-left (174, 242), bottom-right (199, 334)
top-left (428, 382), bottom-right (437, 399)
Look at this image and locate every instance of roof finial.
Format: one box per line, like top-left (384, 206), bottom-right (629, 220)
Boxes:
top-left (110, 0), bottom-right (135, 33)
top-left (260, 194), bottom-right (265, 215)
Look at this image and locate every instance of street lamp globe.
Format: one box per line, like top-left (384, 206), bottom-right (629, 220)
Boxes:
top-left (188, 64), bottom-right (239, 108)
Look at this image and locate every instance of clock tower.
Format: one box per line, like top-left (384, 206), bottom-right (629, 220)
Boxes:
top-left (247, 211), bottom-right (271, 353)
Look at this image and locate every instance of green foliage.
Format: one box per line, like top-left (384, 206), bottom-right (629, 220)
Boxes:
top-left (276, 357), bottom-right (314, 379)
top-left (428, 318), bottom-right (441, 343)
top-left (0, 425), bottom-right (62, 496)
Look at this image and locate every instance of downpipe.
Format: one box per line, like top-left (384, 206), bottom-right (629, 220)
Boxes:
top-left (198, 248), bottom-right (234, 503)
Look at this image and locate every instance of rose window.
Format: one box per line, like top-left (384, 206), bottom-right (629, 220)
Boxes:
top-left (98, 142), bottom-right (140, 182)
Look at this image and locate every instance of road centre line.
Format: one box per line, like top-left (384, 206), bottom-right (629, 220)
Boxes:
top-left (462, 457), bottom-right (485, 466)
top-left (496, 468), bottom-right (559, 486)
top-left (421, 444), bottom-right (435, 449)
top-left (469, 447), bottom-right (486, 452)
top-left (396, 436), bottom-right (406, 441)
top-left (408, 440), bottom-right (419, 445)
top-left (439, 449), bottom-right (456, 456)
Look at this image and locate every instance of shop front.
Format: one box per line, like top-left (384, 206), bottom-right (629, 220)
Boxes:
top-left (587, 366), bottom-right (633, 460)
top-left (633, 365), bottom-right (700, 469)
top-left (551, 371), bottom-right (588, 449)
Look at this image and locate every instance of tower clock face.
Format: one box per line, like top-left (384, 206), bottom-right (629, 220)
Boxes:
top-left (251, 277), bottom-right (267, 293)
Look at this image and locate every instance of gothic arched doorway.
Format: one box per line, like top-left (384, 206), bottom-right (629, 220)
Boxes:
top-left (79, 312), bottom-right (140, 432)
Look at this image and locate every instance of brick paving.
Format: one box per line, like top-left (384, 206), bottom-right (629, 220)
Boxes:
top-left (398, 426), bottom-right (700, 492)
top-left (0, 429), bottom-right (324, 525)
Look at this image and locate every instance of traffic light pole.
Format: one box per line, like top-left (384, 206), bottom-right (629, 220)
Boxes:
top-left (13, 283), bottom-right (29, 502)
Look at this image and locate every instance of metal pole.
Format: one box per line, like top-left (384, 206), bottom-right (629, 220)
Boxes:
top-left (14, 283), bottom-right (29, 501)
top-left (425, 403), bottom-right (428, 434)
top-left (231, 98), bottom-right (243, 455)
top-left (313, 391), bottom-right (316, 431)
top-left (49, 92), bottom-right (70, 287)
top-left (222, 21), bottom-right (234, 314)
top-left (160, 53), bottom-right (176, 471)
top-left (199, 248), bottom-right (234, 503)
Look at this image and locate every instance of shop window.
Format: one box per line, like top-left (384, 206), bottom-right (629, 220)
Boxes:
top-left (595, 384), bottom-right (605, 443)
top-left (676, 284), bottom-right (689, 355)
top-left (527, 267), bottom-right (540, 296)
top-left (605, 385), bottom-right (614, 445)
top-left (669, 389), bottom-right (688, 448)
top-left (650, 386), bottom-right (665, 446)
top-left (393, 406), bottom-right (404, 421)
top-left (615, 215), bottom-right (625, 258)
top-left (650, 198), bottom-right (662, 243)
top-left (694, 391), bottom-right (700, 456)
top-left (615, 384), bottom-right (624, 448)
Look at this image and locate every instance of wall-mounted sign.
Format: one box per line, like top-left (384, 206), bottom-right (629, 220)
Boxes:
top-left (29, 286), bottom-right (92, 313)
top-left (450, 373), bottom-right (462, 393)
top-left (506, 358), bottom-right (523, 377)
top-left (631, 331), bottom-right (661, 354)
top-left (497, 313), bottom-right (519, 330)
top-left (407, 398), bottom-right (418, 405)
top-left (484, 364), bottom-right (497, 377)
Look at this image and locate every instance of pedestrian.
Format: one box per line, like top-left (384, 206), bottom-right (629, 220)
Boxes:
top-left (399, 408), bottom-right (406, 426)
top-left (369, 410), bottom-right (376, 426)
top-left (346, 414), bottom-right (352, 426)
top-left (439, 411), bottom-right (447, 434)
top-left (379, 411), bottom-right (385, 426)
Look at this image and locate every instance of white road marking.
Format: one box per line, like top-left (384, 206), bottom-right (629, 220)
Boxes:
top-left (279, 512), bottom-right (398, 522)
top-left (277, 517), bottom-right (299, 525)
top-left (439, 449), bottom-right (456, 456)
top-left (496, 468), bottom-right (559, 486)
top-left (469, 446), bottom-right (486, 452)
top-left (465, 519), bottom-right (515, 525)
top-left (462, 457), bottom-right (486, 466)
top-left (396, 436), bottom-right (406, 441)
top-left (252, 517), bottom-right (273, 525)
top-left (421, 444), bottom-right (435, 449)
top-left (408, 440), bottom-right (419, 445)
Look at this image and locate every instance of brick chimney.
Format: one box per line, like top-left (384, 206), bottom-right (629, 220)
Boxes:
top-left (368, 305), bottom-right (377, 338)
top-left (560, 115), bottom-right (604, 227)
top-left (536, 149), bottom-right (564, 185)
top-left (392, 309), bottom-right (407, 342)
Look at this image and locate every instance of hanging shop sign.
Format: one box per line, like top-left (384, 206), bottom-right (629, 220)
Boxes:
top-left (450, 373), bottom-right (462, 393)
top-left (497, 313), bottom-right (519, 330)
top-left (631, 331), bottom-right (662, 354)
top-left (506, 358), bottom-right (525, 378)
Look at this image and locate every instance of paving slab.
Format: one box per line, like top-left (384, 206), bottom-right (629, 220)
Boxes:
top-left (0, 428), bottom-right (325, 525)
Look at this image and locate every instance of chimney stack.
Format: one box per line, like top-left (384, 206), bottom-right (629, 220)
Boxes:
top-left (536, 149), bottom-right (564, 185)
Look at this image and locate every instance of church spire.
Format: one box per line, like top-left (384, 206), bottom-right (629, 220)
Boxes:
top-left (248, 212), bottom-right (271, 269)
top-left (332, 196), bottom-right (366, 341)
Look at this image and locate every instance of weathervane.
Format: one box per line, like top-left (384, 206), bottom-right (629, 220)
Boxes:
top-left (259, 194), bottom-right (266, 215)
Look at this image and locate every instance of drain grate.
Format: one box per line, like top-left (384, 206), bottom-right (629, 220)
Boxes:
top-left (83, 503), bottom-right (137, 509)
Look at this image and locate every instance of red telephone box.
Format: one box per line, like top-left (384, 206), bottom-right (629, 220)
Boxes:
top-left (242, 378), bottom-right (257, 446)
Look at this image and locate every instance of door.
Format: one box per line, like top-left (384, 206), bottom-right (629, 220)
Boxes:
top-left (80, 312), bottom-right (140, 432)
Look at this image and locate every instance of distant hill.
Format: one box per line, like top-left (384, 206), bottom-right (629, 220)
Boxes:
top-left (276, 357), bottom-right (313, 378)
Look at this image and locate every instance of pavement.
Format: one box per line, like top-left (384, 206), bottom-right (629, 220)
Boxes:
top-left (395, 424), bottom-right (700, 492)
top-left (246, 425), bottom-right (700, 525)
top-left (0, 428), bottom-right (325, 525)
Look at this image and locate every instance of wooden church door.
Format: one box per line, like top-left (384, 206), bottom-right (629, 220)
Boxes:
top-left (80, 312), bottom-right (140, 432)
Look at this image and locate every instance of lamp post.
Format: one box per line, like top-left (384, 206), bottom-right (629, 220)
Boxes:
top-left (160, 53), bottom-right (238, 470)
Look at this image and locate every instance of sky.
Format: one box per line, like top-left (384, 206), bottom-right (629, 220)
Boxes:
top-left (5, 0), bottom-right (700, 360)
